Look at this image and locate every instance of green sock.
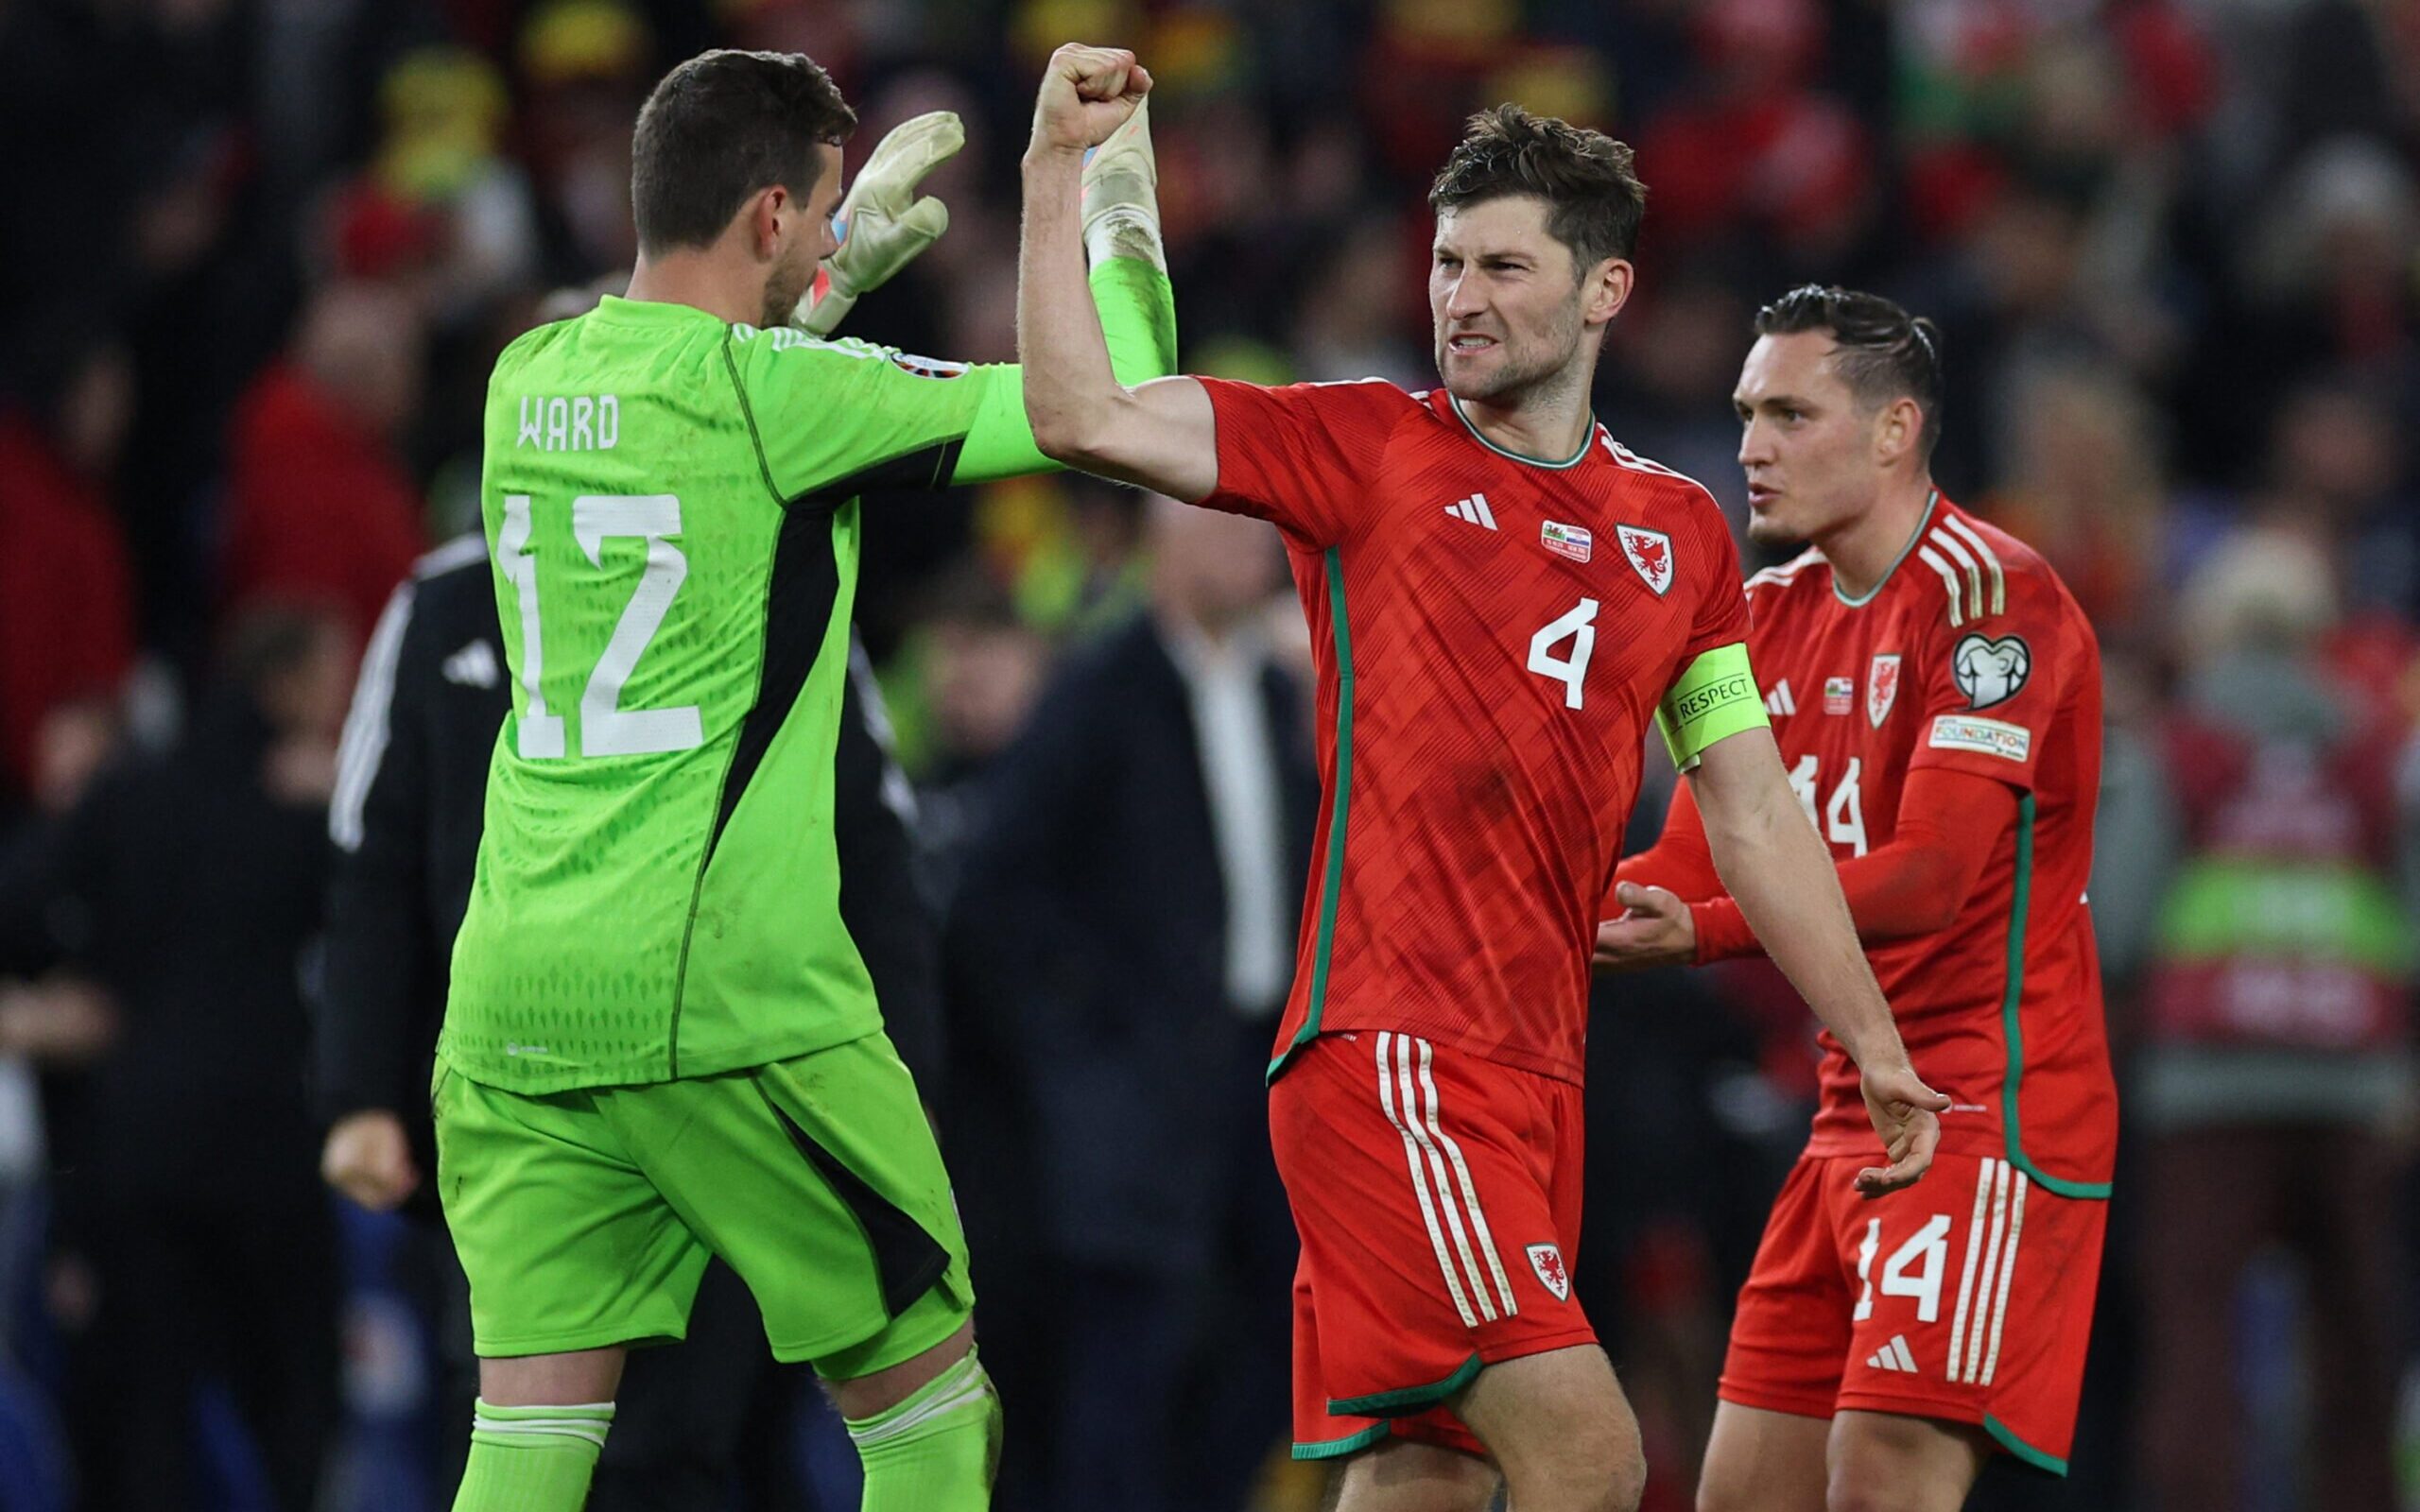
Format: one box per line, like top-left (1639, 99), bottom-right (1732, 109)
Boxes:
top-left (452, 1399), bottom-right (615, 1512)
top-left (843, 1349), bottom-right (1002, 1512)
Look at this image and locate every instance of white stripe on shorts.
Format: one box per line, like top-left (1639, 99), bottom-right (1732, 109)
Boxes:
top-left (1375, 1031), bottom-right (1480, 1327)
top-left (1414, 1037), bottom-right (1517, 1318)
top-left (1962, 1160), bottom-right (2014, 1383)
top-left (1946, 1158), bottom-right (1996, 1383)
top-left (1392, 1034), bottom-right (1497, 1322)
top-left (1980, 1168), bottom-right (2029, 1386)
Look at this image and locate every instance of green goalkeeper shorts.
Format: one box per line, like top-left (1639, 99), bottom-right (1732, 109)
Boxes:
top-left (433, 1030), bottom-right (972, 1378)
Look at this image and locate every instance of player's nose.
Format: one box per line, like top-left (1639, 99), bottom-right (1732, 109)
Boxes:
top-left (1439, 274), bottom-right (1486, 321)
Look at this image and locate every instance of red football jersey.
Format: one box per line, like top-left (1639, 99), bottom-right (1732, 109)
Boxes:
top-left (1740, 495), bottom-right (2117, 1191)
top-left (1201, 379), bottom-right (1753, 1084)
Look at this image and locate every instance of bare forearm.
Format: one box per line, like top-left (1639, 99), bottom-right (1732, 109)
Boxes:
top-left (1017, 147), bottom-right (1119, 458)
top-left (1703, 776), bottom-right (1910, 1072)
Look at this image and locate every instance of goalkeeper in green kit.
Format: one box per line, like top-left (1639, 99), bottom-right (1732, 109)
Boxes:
top-left (434, 46), bottom-right (1173, 1512)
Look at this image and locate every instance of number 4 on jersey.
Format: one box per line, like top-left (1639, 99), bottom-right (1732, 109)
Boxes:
top-left (1529, 597), bottom-right (1599, 710)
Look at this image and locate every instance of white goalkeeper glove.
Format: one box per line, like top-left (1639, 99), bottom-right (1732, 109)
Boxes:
top-left (796, 110), bottom-right (964, 336)
top-left (1080, 95), bottom-right (1165, 273)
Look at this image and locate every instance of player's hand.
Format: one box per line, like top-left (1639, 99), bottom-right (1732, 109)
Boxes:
top-left (0, 978), bottom-right (119, 1064)
top-left (797, 110), bottom-right (964, 337)
top-left (1592, 882), bottom-right (1696, 972)
top-left (1853, 1061), bottom-right (1951, 1197)
top-left (1029, 44), bottom-right (1152, 158)
top-left (322, 1109), bottom-right (421, 1211)
top-left (1080, 95), bottom-right (1165, 272)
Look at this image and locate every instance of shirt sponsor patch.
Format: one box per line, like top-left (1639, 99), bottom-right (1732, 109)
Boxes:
top-left (1541, 519), bottom-right (1592, 562)
top-left (1929, 713), bottom-right (2032, 763)
top-left (1952, 633), bottom-right (2031, 709)
top-left (1824, 676), bottom-right (1854, 715)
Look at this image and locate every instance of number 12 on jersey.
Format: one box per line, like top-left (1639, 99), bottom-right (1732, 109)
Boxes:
top-left (498, 493), bottom-right (703, 760)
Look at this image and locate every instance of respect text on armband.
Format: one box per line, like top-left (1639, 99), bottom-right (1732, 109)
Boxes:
top-left (1673, 673), bottom-right (1755, 728)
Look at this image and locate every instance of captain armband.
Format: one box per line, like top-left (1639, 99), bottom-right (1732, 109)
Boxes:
top-left (1654, 643), bottom-right (1768, 772)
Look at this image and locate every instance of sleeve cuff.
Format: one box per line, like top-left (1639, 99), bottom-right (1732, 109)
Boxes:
top-left (1689, 897), bottom-right (1760, 964)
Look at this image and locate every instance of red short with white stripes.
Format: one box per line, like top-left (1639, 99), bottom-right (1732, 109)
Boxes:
top-left (1269, 1029), bottom-right (1598, 1462)
top-left (1720, 1152), bottom-right (2107, 1474)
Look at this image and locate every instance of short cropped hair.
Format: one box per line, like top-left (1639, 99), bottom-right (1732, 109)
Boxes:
top-left (1754, 284), bottom-right (1945, 460)
top-left (1428, 104), bottom-right (1648, 268)
top-left (631, 49), bottom-right (856, 255)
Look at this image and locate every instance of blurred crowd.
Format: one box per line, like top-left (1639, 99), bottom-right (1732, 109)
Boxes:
top-left (1, 0), bottom-right (2418, 1507)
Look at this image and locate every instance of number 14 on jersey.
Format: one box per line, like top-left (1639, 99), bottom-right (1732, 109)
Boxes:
top-left (1789, 754), bottom-right (1869, 856)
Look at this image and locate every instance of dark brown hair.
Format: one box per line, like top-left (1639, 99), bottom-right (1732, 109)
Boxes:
top-left (631, 49), bottom-right (856, 255)
top-left (1428, 104), bottom-right (1648, 268)
top-left (1754, 284), bottom-right (1945, 460)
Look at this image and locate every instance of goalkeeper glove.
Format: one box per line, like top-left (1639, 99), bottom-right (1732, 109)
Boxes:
top-left (1081, 96), bottom-right (1165, 274)
top-left (796, 110), bottom-right (964, 336)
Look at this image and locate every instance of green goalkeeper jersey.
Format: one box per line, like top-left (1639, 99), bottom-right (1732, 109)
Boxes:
top-left (442, 260), bottom-right (1175, 1092)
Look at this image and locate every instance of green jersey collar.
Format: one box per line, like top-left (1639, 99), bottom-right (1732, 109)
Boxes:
top-left (1447, 394), bottom-right (1599, 470)
top-left (591, 295), bottom-right (731, 329)
top-left (1834, 490), bottom-right (1941, 609)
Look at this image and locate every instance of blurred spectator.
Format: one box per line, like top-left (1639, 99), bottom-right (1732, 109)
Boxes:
top-left (1631, 0), bottom-right (1876, 275)
top-left (950, 499), bottom-right (1316, 1512)
top-left (516, 0), bottom-right (653, 281)
top-left (2264, 377), bottom-right (2420, 620)
top-left (0, 603), bottom-right (354, 1512)
top-left (2132, 527), bottom-right (2413, 1512)
top-left (1985, 363), bottom-right (2169, 647)
top-left (0, 333), bottom-right (137, 821)
top-left (219, 281), bottom-right (430, 646)
top-left (1601, 272), bottom-right (1755, 531)
top-left (1292, 212), bottom-right (1426, 386)
top-left (894, 557), bottom-right (1057, 898)
top-left (357, 47), bottom-right (544, 320)
top-left (2184, 135), bottom-right (2420, 484)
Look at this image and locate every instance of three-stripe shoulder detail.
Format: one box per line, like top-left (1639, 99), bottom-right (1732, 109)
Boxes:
top-left (1747, 546), bottom-right (1824, 594)
top-left (1915, 513), bottom-right (2009, 627)
top-left (1597, 434), bottom-right (1723, 513)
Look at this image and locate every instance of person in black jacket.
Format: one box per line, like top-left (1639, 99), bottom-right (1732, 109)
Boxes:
top-left (951, 497), bottom-right (1319, 1512)
top-left (0, 603), bottom-right (356, 1512)
top-left (315, 533), bottom-right (946, 1508)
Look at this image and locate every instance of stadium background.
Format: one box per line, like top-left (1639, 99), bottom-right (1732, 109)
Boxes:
top-left (1, 0), bottom-right (2417, 1507)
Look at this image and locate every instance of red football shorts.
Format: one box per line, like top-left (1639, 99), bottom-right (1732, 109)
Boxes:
top-left (1269, 1029), bottom-right (1598, 1461)
top-left (1720, 1152), bottom-right (2106, 1473)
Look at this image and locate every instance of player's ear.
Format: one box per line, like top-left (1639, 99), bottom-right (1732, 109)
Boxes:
top-left (745, 185), bottom-right (786, 264)
top-left (1873, 395), bottom-right (1921, 468)
top-left (1583, 257), bottom-right (1634, 329)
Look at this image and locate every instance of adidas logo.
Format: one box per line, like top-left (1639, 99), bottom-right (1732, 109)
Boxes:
top-left (1445, 493), bottom-right (1498, 530)
top-left (1865, 1335), bottom-right (1920, 1374)
top-left (1765, 679), bottom-right (1796, 716)
top-left (444, 639), bottom-right (501, 689)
